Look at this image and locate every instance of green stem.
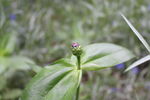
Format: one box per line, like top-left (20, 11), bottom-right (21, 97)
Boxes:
top-left (75, 85), bottom-right (80, 100)
top-left (75, 55), bottom-right (81, 100)
top-left (77, 56), bottom-right (81, 70)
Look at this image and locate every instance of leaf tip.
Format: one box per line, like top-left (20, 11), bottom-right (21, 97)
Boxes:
top-left (124, 68), bottom-right (129, 73)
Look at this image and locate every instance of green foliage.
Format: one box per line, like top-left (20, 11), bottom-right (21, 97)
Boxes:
top-left (121, 14), bottom-right (150, 53)
top-left (21, 60), bottom-right (82, 100)
top-left (81, 43), bottom-right (134, 71)
top-left (0, 33), bottom-right (39, 74)
top-left (125, 55), bottom-right (150, 71)
top-left (21, 43), bottom-right (134, 100)
top-left (0, 33), bottom-right (40, 100)
top-left (0, 33), bottom-right (16, 56)
top-left (121, 14), bottom-right (150, 71)
top-left (0, 56), bottom-right (34, 74)
top-left (0, 0), bottom-right (150, 100)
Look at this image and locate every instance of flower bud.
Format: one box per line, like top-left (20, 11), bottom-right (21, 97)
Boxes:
top-left (71, 42), bottom-right (82, 56)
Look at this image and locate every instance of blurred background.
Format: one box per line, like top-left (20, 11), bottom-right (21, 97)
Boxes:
top-left (0, 0), bottom-right (150, 100)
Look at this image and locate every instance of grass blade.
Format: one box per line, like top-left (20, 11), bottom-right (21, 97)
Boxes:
top-left (121, 13), bottom-right (150, 53)
top-left (125, 55), bottom-right (150, 72)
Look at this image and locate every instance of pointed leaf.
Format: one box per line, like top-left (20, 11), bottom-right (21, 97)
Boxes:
top-left (0, 56), bottom-right (39, 74)
top-left (9, 56), bottom-right (35, 70)
top-left (80, 43), bottom-right (134, 71)
top-left (44, 70), bottom-right (82, 100)
top-left (21, 65), bottom-right (72, 100)
top-left (21, 62), bottom-right (82, 100)
top-left (125, 55), bottom-right (150, 72)
top-left (121, 14), bottom-right (150, 53)
top-left (52, 58), bottom-right (75, 67)
top-left (0, 33), bottom-right (17, 56)
top-left (5, 33), bottom-right (17, 54)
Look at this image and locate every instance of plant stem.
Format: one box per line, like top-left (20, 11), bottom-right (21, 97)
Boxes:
top-left (75, 55), bottom-right (81, 100)
top-left (75, 85), bottom-right (80, 100)
top-left (77, 56), bottom-right (81, 70)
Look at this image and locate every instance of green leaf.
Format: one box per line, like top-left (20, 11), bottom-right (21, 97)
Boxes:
top-left (27, 63), bottom-right (42, 73)
top-left (121, 14), bottom-right (150, 72)
top-left (4, 33), bottom-right (17, 54)
top-left (21, 63), bottom-right (82, 100)
top-left (0, 56), bottom-right (39, 74)
top-left (44, 70), bottom-right (82, 100)
top-left (0, 33), bottom-right (16, 56)
top-left (9, 56), bottom-right (35, 70)
top-left (21, 43), bottom-right (133, 100)
top-left (125, 55), bottom-right (150, 72)
top-left (80, 43), bottom-right (134, 71)
top-left (121, 13), bottom-right (150, 53)
top-left (52, 58), bottom-right (75, 67)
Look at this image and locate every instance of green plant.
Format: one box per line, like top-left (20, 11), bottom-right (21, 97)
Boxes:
top-left (121, 14), bottom-right (150, 71)
top-left (0, 33), bottom-right (40, 75)
top-left (21, 42), bottom-right (134, 100)
top-left (0, 33), bottom-right (40, 100)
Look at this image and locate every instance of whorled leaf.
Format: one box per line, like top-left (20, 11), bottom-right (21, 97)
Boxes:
top-left (22, 43), bottom-right (133, 100)
top-left (80, 43), bottom-right (134, 70)
top-left (21, 61), bottom-right (82, 100)
top-left (44, 70), bottom-right (82, 100)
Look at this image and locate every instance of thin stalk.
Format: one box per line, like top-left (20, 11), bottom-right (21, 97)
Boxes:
top-left (75, 85), bottom-right (80, 100)
top-left (75, 55), bottom-right (81, 100)
top-left (77, 56), bottom-right (81, 70)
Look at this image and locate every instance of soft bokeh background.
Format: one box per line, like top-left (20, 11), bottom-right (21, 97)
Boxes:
top-left (0, 0), bottom-right (150, 100)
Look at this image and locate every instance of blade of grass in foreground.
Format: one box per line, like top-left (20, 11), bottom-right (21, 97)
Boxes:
top-left (125, 55), bottom-right (150, 72)
top-left (121, 13), bottom-right (150, 53)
